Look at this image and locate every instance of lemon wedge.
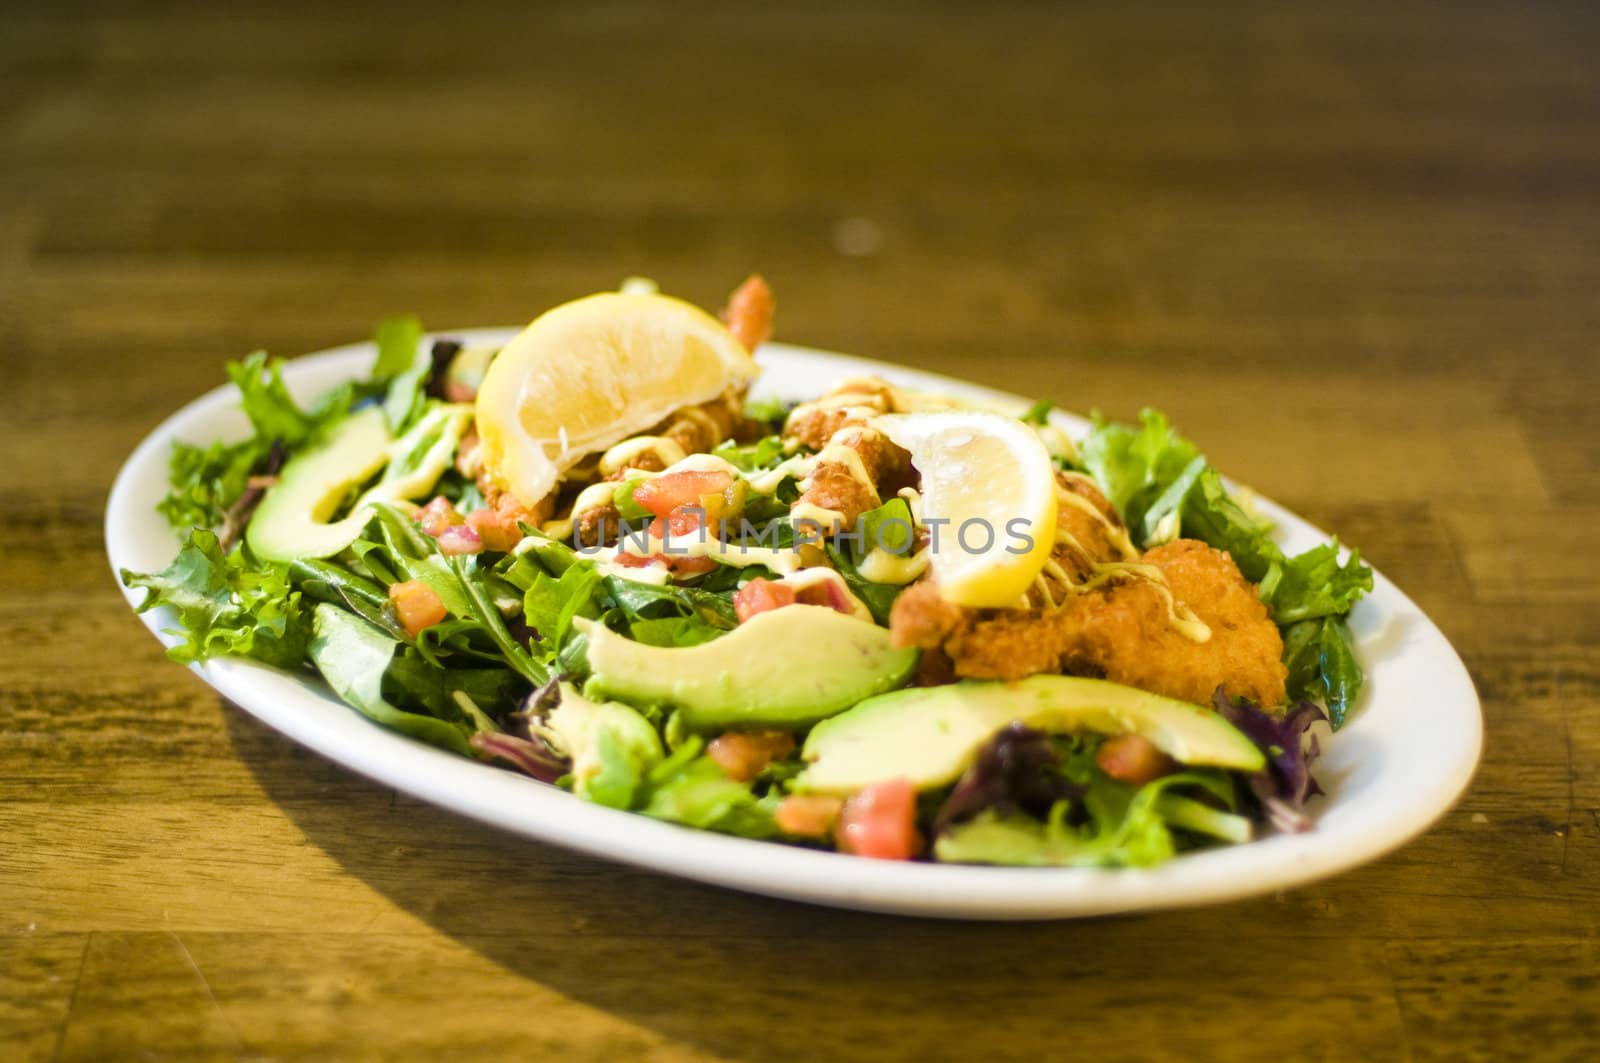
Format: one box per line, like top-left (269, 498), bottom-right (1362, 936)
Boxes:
top-left (475, 292), bottom-right (760, 509)
top-left (872, 411), bottom-right (1059, 608)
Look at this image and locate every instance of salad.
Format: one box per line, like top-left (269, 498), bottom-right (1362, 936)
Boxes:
top-left (123, 277), bottom-right (1371, 867)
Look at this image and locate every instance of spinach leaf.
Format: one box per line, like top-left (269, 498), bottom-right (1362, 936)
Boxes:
top-left (382, 648), bottom-right (524, 722)
top-left (524, 562), bottom-right (605, 661)
top-left (855, 496), bottom-right (915, 558)
top-left (602, 574), bottom-right (739, 630)
top-left (374, 316), bottom-right (430, 432)
top-left (825, 545), bottom-right (904, 625)
top-left (1180, 468), bottom-right (1281, 583)
top-left (306, 603), bottom-right (475, 755)
top-left (628, 615), bottom-right (725, 647)
top-left (1319, 617), bottom-right (1364, 729)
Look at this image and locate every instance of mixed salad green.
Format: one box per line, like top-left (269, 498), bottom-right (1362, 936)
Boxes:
top-left (123, 319), bottom-right (1371, 867)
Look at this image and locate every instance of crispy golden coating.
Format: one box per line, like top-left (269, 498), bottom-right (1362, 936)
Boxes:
top-left (1056, 539), bottom-right (1287, 708)
top-left (890, 539), bottom-right (1288, 707)
top-left (1038, 471), bottom-right (1133, 589)
top-left (656, 392), bottom-right (741, 455)
top-left (784, 378), bottom-right (900, 451)
top-left (802, 462), bottom-right (881, 529)
top-left (784, 378), bottom-right (912, 529)
top-left (888, 583), bottom-right (1061, 681)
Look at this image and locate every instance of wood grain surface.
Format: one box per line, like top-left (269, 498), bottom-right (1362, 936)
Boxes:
top-left (4, 1), bottom-right (1598, 1059)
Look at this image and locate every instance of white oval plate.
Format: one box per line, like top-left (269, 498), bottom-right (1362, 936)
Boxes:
top-left (106, 332), bottom-right (1481, 919)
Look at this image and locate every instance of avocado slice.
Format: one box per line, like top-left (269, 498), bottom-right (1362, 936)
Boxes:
top-left (795, 676), bottom-right (1266, 795)
top-left (579, 605), bottom-right (918, 732)
top-left (540, 682), bottom-right (663, 809)
top-left (248, 403), bottom-right (471, 562)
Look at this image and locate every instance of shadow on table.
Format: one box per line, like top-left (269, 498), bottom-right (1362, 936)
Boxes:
top-left (222, 702), bottom-right (1420, 1061)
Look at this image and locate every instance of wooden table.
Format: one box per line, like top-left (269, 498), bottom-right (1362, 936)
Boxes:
top-left (4, 2), bottom-right (1597, 1059)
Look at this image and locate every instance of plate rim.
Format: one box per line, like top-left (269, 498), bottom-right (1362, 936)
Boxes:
top-left (104, 330), bottom-right (1483, 920)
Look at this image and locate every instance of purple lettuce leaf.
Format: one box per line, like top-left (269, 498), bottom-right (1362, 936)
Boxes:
top-left (935, 723), bottom-right (1084, 833)
top-left (469, 676), bottom-right (570, 781)
top-left (469, 731), bottom-right (568, 782)
top-left (1213, 688), bottom-right (1327, 833)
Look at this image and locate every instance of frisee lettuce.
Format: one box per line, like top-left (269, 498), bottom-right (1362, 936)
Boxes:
top-left (122, 529), bottom-right (309, 669)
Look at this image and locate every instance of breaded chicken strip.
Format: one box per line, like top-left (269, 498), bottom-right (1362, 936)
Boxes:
top-left (890, 539), bottom-right (1287, 708)
top-left (1056, 540), bottom-right (1287, 708)
top-left (784, 378), bottom-right (911, 530)
top-left (1034, 471), bottom-right (1137, 593)
top-left (890, 582), bottom-right (1063, 680)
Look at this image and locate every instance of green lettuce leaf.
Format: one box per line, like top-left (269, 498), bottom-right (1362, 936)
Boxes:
top-left (306, 604), bottom-right (475, 755)
top-left (1179, 468), bottom-right (1281, 583)
top-left (1259, 540), bottom-right (1375, 625)
top-left (373, 316), bottom-right (429, 431)
top-left (157, 438), bottom-right (264, 533)
top-left (1079, 408), bottom-right (1201, 523)
top-left (122, 529), bottom-right (310, 668)
top-left (640, 742), bottom-right (783, 838)
top-left (855, 496), bottom-right (915, 558)
top-left (712, 433), bottom-right (787, 473)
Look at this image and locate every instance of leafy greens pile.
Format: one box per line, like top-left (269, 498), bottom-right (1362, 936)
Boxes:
top-left (122, 319), bottom-right (1366, 869)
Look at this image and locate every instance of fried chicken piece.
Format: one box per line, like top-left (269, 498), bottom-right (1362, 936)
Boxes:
top-left (784, 379), bottom-right (912, 529)
top-left (888, 582), bottom-right (1061, 681)
top-left (721, 274), bottom-right (775, 352)
top-left (658, 392), bottom-right (740, 455)
top-left (1056, 539), bottom-right (1287, 708)
top-left (890, 539), bottom-right (1288, 707)
top-left (785, 378), bottom-right (901, 451)
top-left (1034, 471), bottom-right (1136, 593)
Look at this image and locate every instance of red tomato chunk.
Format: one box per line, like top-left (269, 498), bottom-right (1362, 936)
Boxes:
top-left (632, 470), bottom-right (735, 518)
top-left (838, 778), bottom-right (923, 861)
top-left (1094, 733), bottom-right (1176, 785)
top-left (733, 577), bottom-right (797, 622)
top-left (388, 580), bottom-right (448, 638)
top-left (466, 507), bottom-right (523, 552)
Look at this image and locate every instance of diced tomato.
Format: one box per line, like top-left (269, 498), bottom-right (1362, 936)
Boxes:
top-left (613, 550), bottom-right (716, 575)
top-left (649, 508), bottom-right (707, 540)
top-left (416, 495), bottom-right (463, 538)
top-left (611, 552), bottom-right (664, 570)
top-left (733, 577), bottom-right (798, 622)
top-left (837, 778), bottom-right (923, 861)
top-left (466, 507), bottom-right (523, 552)
top-left (632, 470), bottom-right (735, 519)
top-left (775, 794), bottom-right (844, 838)
top-left (1095, 733), bottom-right (1176, 785)
top-left (707, 730), bottom-right (796, 782)
top-left (388, 580), bottom-right (448, 638)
